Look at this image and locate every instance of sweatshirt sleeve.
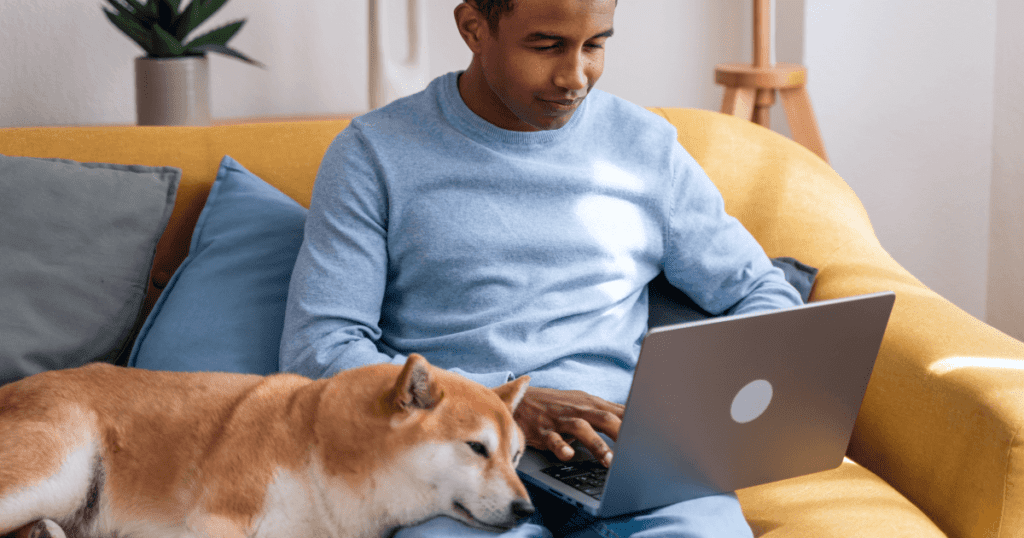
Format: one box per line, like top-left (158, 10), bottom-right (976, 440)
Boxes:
top-left (662, 142), bottom-right (803, 316)
top-left (277, 125), bottom-right (517, 387)
top-left (278, 125), bottom-right (403, 379)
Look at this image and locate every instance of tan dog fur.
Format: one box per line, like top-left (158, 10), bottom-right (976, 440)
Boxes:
top-left (0, 354), bottom-right (533, 538)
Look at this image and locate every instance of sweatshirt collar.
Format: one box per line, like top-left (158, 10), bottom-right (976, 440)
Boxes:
top-left (438, 71), bottom-right (587, 147)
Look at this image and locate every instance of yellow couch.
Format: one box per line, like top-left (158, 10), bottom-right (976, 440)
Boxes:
top-left (2, 108), bottom-right (1021, 538)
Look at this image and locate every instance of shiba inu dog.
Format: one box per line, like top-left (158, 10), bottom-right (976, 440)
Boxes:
top-left (0, 354), bottom-right (534, 538)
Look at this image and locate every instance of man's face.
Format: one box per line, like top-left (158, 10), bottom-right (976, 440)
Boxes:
top-left (472, 0), bottom-right (615, 131)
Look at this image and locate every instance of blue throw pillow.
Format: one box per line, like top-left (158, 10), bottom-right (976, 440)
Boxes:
top-left (128, 156), bottom-right (306, 374)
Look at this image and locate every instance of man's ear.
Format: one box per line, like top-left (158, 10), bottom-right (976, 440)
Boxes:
top-left (454, 1), bottom-right (486, 54)
top-left (493, 375), bottom-right (530, 413)
top-left (392, 354), bottom-right (443, 411)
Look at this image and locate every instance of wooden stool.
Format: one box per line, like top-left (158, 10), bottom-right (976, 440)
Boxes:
top-left (715, 0), bottom-right (829, 164)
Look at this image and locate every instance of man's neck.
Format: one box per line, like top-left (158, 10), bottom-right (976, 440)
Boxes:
top-left (457, 62), bottom-right (539, 132)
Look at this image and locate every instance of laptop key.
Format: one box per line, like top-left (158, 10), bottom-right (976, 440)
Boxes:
top-left (541, 460), bottom-right (606, 479)
top-left (542, 464), bottom-right (584, 480)
top-left (582, 486), bottom-right (604, 498)
top-left (542, 461), bottom-right (608, 499)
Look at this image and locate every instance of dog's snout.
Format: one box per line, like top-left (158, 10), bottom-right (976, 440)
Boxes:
top-left (511, 498), bottom-right (535, 519)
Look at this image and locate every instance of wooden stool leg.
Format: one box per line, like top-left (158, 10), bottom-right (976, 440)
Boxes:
top-left (779, 85), bottom-right (829, 164)
top-left (753, 88), bottom-right (775, 128)
top-left (721, 86), bottom-right (757, 121)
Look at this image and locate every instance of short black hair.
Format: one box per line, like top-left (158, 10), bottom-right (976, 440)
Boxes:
top-left (466, 0), bottom-right (514, 34)
top-left (467, 0), bottom-right (617, 34)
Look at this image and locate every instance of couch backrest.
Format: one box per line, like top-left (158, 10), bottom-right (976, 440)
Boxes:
top-left (1, 121), bottom-right (347, 317)
top-left (0, 109), bottom-right (884, 320)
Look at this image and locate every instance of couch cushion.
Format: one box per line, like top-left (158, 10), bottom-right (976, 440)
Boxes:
top-left (737, 459), bottom-right (946, 537)
top-left (0, 155), bottom-right (179, 385)
top-left (129, 156), bottom-right (305, 374)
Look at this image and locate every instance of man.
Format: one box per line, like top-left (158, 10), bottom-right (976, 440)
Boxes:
top-left (280, 0), bottom-right (803, 535)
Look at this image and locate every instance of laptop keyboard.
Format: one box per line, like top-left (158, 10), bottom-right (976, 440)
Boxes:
top-left (541, 460), bottom-right (608, 499)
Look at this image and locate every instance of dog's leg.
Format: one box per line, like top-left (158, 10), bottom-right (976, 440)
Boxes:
top-left (11, 520), bottom-right (67, 538)
top-left (0, 431), bottom-right (99, 534)
top-left (0, 397), bottom-right (100, 535)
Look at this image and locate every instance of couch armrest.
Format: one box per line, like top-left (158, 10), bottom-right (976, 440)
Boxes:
top-left (655, 108), bottom-right (1024, 538)
top-left (822, 239), bottom-right (1024, 538)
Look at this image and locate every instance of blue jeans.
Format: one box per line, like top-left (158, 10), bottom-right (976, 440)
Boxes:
top-left (394, 481), bottom-right (754, 538)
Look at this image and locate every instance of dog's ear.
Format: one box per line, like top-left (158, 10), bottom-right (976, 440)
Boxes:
top-left (493, 375), bottom-right (530, 413)
top-left (393, 354), bottom-right (443, 411)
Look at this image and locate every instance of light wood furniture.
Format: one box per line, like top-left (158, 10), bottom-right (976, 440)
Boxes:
top-left (715, 0), bottom-right (829, 163)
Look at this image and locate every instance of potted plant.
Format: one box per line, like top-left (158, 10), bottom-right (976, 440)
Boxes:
top-left (103, 0), bottom-right (263, 125)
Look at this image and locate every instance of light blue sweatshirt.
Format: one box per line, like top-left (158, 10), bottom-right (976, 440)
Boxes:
top-left (279, 71), bottom-right (802, 404)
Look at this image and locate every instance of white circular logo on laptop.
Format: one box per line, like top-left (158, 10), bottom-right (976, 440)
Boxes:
top-left (731, 379), bottom-right (773, 424)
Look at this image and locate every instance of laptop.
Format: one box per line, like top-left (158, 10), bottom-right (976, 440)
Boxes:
top-left (517, 291), bottom-right (896, 518)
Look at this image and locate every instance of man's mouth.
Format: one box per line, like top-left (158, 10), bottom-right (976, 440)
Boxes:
top-left (539, 97), bottom-right (583, 111)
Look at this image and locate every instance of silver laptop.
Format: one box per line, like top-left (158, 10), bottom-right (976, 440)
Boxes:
top-left (517, 291), bottom-right (896, 518)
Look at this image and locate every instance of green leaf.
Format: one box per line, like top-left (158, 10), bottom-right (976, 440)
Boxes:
top-left (103, 8), bottom-right (154, 54)
top-left (155, 0), bottom-right (180, 28)
top-left (150, 24), bottom-right (186, 57)
top-left (106, 0), bottom-right (155, 26)
top-left (106, 0), bottom-right (258, 61)
top-left (170, 0), bottom-right (198, 40)
top-left (172, 0), bottom-right (229, 40)
top-left (195, 0), bottom-right (231, 21)
top-left (188, 43), bottom-right (265, 67)
top-left (182, 19), bottom-right (242, 49)
top-left (104, 0), bottom-right (141, 23)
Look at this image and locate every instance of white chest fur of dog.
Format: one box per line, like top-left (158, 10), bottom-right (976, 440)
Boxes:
top-left (0, 354), bottom-right (533, 538)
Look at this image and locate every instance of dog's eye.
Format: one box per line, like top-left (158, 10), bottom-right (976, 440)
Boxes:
top-left (466, 441), bottom-right (490, 458)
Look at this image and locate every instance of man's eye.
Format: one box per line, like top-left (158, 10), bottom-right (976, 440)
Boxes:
top-left (467, 441), bottom-right (490, 458)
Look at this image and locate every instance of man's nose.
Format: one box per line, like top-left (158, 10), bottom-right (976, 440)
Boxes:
top-left (553, 51), bottom-right (588, 92)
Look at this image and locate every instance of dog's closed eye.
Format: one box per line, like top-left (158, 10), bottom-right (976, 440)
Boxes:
top-left (466, 441), bottom-right (489, 458)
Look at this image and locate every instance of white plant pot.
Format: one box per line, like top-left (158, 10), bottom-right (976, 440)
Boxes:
top-left (135, 56), bottom-right (211, 126)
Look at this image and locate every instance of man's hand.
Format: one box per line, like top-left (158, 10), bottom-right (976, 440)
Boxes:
top-left (513, 387), bottom-right (625, 467)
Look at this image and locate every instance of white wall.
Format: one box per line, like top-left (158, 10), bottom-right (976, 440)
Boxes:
top-left (2, 0), bottom-right (1021, 337)
top-left (798, 1), bottom-right (998, 323)
top-left (0, 0), bottom-right (747, 124)
top-left (988, 0), bottom-right (1024, 340)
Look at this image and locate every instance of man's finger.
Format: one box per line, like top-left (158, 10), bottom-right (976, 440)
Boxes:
top-left (544, 429), bottom-right (575, 461)
top-left (557, 417), bottom-right (613, 467)
top-left (565, 389), bottom-right (626, 418)
top-left (600, 401), bottom-right (626, 419)
top-left (592, 396), bottom-right (625, 418)
top-left (573, 407), bottom-right (623, 441)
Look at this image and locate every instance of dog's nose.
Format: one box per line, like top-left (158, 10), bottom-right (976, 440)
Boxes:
top-left (511, 498), bottom-right (535, 519)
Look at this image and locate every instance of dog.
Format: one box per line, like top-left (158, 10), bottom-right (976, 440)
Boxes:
top-left (0, 354), bottom-right (534, 538)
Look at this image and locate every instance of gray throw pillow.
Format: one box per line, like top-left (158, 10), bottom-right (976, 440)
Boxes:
top-left (0, 155), bottom-right (180, 385)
